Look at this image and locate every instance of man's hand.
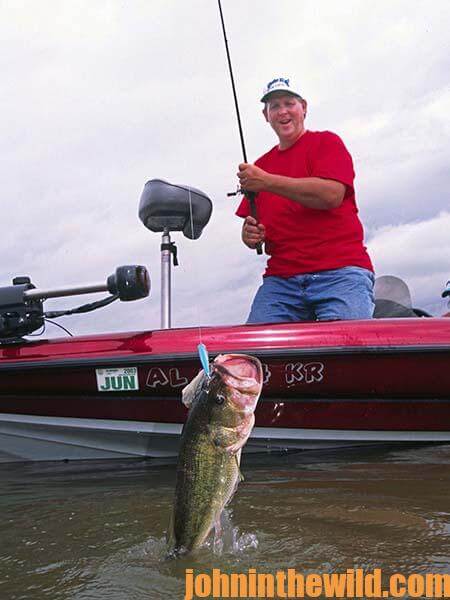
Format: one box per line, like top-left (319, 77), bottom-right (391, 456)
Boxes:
top-left (238, 162), bottom-right (346, 210)
top-left (242, 215), bottom-right (265, 250)
top-left (237, 163), bottom-right (271, 192)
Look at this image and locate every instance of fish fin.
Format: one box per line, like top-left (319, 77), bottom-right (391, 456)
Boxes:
top-left (182, 370), bottom-right (205, 408)
top-left (235, 453), bottom-right (244, 482)
top-left (224, 414), bottom-right (255, 454)
top-left (224, 454), bottom-right (243, 508)
top-left (207, 424), bottom-right (238, 450)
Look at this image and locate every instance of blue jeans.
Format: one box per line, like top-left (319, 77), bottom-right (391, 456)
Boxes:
top-left (247, 267), bottom-right (375, 323)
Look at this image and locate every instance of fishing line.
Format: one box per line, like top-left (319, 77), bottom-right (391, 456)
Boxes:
top-left (188, 188), bottom-right (211, 378)
top-left (187, 0), bottom-right (264, 378)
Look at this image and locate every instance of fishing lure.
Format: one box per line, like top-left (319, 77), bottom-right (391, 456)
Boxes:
top-left (197, 342), bottom-right (211, 378)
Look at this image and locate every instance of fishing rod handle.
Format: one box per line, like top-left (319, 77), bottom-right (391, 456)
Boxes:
top-left (245, 191), bottom-right (263, 255)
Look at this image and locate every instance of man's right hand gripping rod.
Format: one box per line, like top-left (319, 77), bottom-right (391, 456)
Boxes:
top-left (245, 190), bottom-right (263, 255)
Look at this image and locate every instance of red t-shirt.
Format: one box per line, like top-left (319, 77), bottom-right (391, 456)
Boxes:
top-left (236, 130), bottom-right (373, 277)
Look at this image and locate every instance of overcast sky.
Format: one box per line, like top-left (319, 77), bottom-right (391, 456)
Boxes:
top-left (2, 0), bottom-right (449, 337)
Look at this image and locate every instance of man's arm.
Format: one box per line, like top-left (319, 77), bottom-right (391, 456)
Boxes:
top-left (237, 163), bottom-right (345, 210)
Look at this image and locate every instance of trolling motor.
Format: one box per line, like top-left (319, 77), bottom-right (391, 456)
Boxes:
top-left (0, 265), bottom-right (150, 343)
top-left (138, 179), bottom-right (212, 329)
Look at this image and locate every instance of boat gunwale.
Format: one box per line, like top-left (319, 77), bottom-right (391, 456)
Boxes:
top-left (0, 343), bottom-right (449, 371)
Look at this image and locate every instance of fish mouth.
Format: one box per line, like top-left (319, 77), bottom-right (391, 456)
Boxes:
top-left (212, 354), bottom-right (263, 394)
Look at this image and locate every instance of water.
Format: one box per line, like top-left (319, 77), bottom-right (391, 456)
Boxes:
top-left (1, 444), bottom-right (450, 599)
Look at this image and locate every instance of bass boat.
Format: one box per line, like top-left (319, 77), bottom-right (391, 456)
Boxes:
top-left (1, 180), bottom-right (449, 462)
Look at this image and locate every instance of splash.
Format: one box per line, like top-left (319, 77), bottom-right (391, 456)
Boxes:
top-left (206, 509), bottom-right (259, 557)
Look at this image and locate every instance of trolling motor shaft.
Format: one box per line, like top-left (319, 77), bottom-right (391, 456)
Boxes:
top-left (22, 266), bottom-right (150, 302)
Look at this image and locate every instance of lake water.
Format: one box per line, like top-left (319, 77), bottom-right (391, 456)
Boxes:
top-left (1, 444), bottom-right (450, 599)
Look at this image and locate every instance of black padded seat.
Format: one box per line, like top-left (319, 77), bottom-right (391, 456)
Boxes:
top-left (139, 179), bottom-right (212, 239)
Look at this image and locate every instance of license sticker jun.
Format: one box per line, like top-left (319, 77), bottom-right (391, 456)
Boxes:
top-left (95, 367), bottom-right (139, 392)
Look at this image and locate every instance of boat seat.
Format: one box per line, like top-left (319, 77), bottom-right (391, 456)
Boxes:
top-left (373, 275), bottom-right (432, 318)
top-left (374, 299), bottom-right (431, 318)
top-left (139, 179), bottom-right (212, 239)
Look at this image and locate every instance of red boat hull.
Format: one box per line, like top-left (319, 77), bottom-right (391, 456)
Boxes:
top-left (1, 318), bottom-right (449, 461)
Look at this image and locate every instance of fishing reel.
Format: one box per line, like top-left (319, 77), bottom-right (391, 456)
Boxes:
top-left (226, 185), bottom-right (245, 198)
top-left (0, 265), bottom-right (150, 342)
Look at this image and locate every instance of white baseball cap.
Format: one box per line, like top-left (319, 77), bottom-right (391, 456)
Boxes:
top-left (261, 77), bottom-right (303, 103)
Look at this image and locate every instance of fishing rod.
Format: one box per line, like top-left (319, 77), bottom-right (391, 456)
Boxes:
top-left (217, 0), bottom-right (263, 255)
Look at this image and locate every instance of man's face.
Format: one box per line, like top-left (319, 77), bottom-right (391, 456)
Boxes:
top-left (263, 93), bottom-right (307, 148)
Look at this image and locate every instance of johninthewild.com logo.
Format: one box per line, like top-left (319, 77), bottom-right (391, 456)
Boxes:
top-left (185, 568), bottom-right (450, 599)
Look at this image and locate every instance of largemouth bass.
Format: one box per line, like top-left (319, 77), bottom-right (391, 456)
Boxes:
top-left (169, 353), bottom-right (263, 556)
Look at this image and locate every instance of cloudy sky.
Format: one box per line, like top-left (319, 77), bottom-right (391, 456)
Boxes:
top-left (2, 0), bottom-right (449, 338)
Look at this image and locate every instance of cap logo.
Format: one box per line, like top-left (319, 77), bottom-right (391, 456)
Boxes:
top-left (261, 77), bottom-right (302, 102)
top-left (266, 77), bottom-right (290, 91)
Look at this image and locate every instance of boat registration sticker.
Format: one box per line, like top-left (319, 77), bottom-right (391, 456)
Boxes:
top-left (95, 367), bottom-right (139, 392)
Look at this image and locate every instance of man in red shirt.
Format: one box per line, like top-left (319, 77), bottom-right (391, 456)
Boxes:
top-left (236, 77), bottom-right (374, 323)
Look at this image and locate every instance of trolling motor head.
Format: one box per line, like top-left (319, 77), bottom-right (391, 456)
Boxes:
top-left (107, 265), bottom-right (150, 301)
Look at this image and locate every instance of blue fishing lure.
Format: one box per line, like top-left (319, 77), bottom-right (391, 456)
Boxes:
top-left (197, 343), bottom-right (211, 379)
